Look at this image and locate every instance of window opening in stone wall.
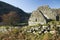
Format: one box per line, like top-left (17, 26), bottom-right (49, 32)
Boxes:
top-left (56, 15), bottom-right (59, 21)
top-left (35, 19), bottom-right (37, 22)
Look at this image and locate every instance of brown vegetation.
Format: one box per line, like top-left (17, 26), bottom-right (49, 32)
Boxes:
top-left (2, 11), bottom-right (20, 25)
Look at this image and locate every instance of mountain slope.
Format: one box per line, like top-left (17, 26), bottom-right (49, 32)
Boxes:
top-left (0, 1), bottom-right (30, 25)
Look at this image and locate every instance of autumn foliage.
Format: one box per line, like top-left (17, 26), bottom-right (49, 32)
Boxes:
top-left (2, 11), bottom-right (20, 25)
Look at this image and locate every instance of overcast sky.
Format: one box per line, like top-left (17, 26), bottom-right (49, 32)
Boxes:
top-left (0, 0), bottom-right (60, 12)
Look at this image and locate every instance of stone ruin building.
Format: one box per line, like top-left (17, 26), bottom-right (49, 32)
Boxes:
top-left (28, 5), bottom-right (60, 26)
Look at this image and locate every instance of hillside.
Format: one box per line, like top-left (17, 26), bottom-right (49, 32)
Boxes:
top-left (0, 1), bottom-right (30, 25)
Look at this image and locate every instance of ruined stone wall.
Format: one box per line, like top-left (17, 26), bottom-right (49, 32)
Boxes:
top-left (37, 5), bottom-right (57, 20)
top-left (28, 5), bottom-right (58, 26)
top-left (52, 9), bottom-right (60, 21)
top-left (28, 10), bottom-right (46, 26)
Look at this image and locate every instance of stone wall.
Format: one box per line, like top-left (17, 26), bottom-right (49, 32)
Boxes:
top-left (28, 5), bottom-right (58, 26)
top-left (37, 5), bottom-right (57, 20)
top-left (28, 10), bottom-right (46, 26)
